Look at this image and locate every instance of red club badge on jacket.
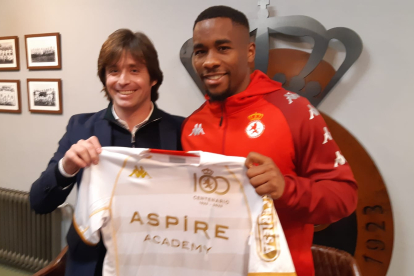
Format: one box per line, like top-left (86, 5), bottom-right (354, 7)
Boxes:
top-left (246, 112), bottom-right (265, 138)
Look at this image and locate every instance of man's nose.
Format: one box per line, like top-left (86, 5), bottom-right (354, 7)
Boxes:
top-left (202, 51), bottom-right (220, 70)
top-left (118, 71), bottom-right (131, 85)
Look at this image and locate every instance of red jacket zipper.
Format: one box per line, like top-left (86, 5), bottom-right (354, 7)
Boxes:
top-left (220, 103), bottom-right (227, 154)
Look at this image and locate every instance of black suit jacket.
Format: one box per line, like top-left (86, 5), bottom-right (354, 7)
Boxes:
top-left (30, 104), bottom-right (184, 275)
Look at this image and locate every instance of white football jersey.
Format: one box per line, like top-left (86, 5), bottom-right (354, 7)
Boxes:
top-left (74, 147), bottom-right (296, 276)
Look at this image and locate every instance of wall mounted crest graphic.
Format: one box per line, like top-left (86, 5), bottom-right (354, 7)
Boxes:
top-left (180, 2), bottom-right (393, 276)
top-left (180, 0), bottom-right (362, 107)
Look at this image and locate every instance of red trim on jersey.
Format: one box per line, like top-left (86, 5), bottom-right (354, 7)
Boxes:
top-left (149, 148), bottom-right (199, 157)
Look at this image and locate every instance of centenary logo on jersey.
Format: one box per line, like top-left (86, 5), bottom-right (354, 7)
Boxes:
top-left (194, 168), bottom-right (230, 195)
top-left (256, 195), bottom-right (280, 262)
top-left (246, 112), bottom-right (265, 138)
top-left (129, 165), bottom-right (152, 179)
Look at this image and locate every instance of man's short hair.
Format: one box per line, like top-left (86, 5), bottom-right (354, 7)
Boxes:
top-left (97, 29), bottom-right (163, 102)
top-left (193, 5), bottom-right (250, 30)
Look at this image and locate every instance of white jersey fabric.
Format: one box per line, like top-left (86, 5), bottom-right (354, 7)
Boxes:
top-left (74, 147), bottom-right (296, 276)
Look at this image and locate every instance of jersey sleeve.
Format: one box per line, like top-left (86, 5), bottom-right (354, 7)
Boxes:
top-left (248, 196), bottom-right (297, 276)
top-left (267, 92), bottom-right (358, 225)
top-left (73, 154), bottom-right (113, 246)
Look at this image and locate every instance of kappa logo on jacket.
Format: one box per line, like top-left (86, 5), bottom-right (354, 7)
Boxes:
top-left (284, 92), bottom-right (300, 104)
top-left (334, 151), bottom-right (346, 167)
top-left (308, 105), bottom-right (320, 120)
top-left (322, 127), bottom-right (333, 144)
top-left (189, 123), bottom-right (205, 136)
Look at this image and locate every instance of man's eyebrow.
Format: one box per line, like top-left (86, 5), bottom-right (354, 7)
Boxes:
top-left (193, 43), bottom-right (204, 49)
top-left (215, 39), bottom-right (231, 45)
top-left (127, 63), bottom-right (143, 68)
top-left (193, 39), bottom-right (232, 49)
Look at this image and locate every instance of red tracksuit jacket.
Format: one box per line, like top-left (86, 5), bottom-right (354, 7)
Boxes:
top-left (181, 70), bottom-right (358, 276)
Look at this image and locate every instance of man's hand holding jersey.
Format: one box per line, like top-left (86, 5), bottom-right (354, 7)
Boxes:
top-left (245, 152), bottom-right (285, 200)
top-left (62, 136), bottom-right (102, 175)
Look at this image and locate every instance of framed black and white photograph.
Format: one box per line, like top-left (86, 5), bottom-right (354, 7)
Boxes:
top-left (0, 36), bottom-right (20, 71)
top-left (27, 79), bottom-right (62, 114)
top-left (25, 33), bottom-right (61, 70)
top-left (0, 80), bottom-right (21, 113)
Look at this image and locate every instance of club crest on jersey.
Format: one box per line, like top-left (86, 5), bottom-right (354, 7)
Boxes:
top-left (246, 112), bottom-right (265, 138)
top-left (193, 168), bottom-right (230, 195)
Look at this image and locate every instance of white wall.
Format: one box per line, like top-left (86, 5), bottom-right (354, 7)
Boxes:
top-left (0, 0), bottom-right (413, 275)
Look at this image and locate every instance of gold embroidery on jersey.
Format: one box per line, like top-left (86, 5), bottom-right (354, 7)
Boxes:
top-left (143, 234), bottom-right (213, 253)
top-left (129, 165), bottom-right (152, 179)
top-left (72, 214), bottom-right (97, 246)
top-left (194, 168), bottom-right (230, 195)
top-left (109, 156), bottom-right (131, 276)
top-left (256, 195), bottom-right (280, 262)
top-left (129, 211), bottom-right (229, 240)
top-left (89, 207), bottom-right (109, 218)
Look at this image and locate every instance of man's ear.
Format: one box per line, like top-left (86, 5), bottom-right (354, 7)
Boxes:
top-left (247, 42), bottom-right (256, 63)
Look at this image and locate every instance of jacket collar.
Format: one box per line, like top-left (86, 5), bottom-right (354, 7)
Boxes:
top-left (103, 102), bottom-right (162, 125)
top-left (205, 70), bottom-right (283, 116)
top-left (95, 102), bottom-right (165, 148)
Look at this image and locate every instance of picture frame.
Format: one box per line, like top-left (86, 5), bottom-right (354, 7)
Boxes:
top-left (24, 33), bottom-right (61, 70)
top-left (0, 36), bottom-right (20, 71)
top-left (0, 80), bottom-right (21, 113)
top-left (27, 79), bottom-right (62, 114)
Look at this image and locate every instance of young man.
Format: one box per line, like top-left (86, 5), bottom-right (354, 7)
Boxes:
top-left (181, 6), bottom-right (358, 276)
top-left (30, 29), bottom-right (184, 275)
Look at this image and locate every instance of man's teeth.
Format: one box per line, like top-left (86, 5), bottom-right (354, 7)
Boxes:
top-left (206, 75), bottom-right (224, 80)
top-left (119, 90), bottom-right (135, 95)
